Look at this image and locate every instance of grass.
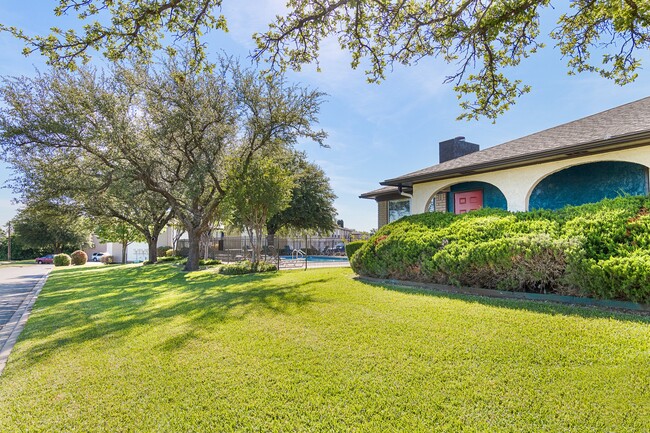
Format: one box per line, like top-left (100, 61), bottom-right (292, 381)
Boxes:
top-left (0, 264), bottom-right (648, 432)
top-left (0, 259), bottom-right (40, 267)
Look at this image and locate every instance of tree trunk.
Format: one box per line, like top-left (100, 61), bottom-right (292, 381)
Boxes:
top-left (254, 229), bottom-right (263, 265)
top-left (184, 228), bottom-right (201, 271)
top-left (147, 235), bottom-right (158, 263)
top-left (246, 227), bottom-right (256, 263)
top-left (122, 241), bottom-right (128, 264)
top-left (266, 231), bottom-right (276, 255)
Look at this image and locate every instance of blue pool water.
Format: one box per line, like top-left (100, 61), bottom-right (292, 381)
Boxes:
top-left (280, 255), bottom-right (349, 262)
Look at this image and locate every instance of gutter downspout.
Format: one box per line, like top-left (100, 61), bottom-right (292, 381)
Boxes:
top-left (398, 185), bottom-right (413, 198)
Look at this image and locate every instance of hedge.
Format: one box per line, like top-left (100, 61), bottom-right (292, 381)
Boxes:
top-left (219, 261), bottom-right (277, 275)
top-left (345, 241), bottom-right (366, 259)
top-left (350, 196), bottom-right (650, 303)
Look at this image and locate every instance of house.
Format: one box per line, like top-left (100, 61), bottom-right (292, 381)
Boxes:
top-left (84, 226), bottom-right (180, 263)
top-left (361, 97), bottom-right (650, 228)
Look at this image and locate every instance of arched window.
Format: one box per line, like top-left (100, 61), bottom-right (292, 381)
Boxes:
top-left (528, 161), bottom-right (649, 210)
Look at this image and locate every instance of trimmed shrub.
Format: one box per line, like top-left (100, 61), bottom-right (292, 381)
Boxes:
top-left (157, 246), bottom-right (172, 258)
top-left (157, 256), bottom-right (183, 263)
top-left (199, 258), bottom-right (222, 266)
top-left (100, 255), bottom-right (114, 265)
top-left (165, 249), bottom-right (174, 257)
top-left (218, 260), bottom-right (277, 275)
top-left (351, 196), bottom-right (650, 303)
top-left (53, 254), bottom-right (71, 267)
top-left (345, 241), bottom-right (366, 259)
top-left (70, 250), bottom-right (87, 266)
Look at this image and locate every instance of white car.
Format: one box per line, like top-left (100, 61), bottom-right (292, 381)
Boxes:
top-left (91, 252), bottom-right (107, 262)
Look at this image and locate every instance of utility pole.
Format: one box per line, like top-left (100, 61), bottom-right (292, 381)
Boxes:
top-left (6, 222), bottom-right (11, 262)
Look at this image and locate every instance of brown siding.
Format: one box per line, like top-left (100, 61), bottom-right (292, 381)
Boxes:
top-left (378, 201), bottom-right (389, 228)
top-left (434, 192), bottom-right (447, 212)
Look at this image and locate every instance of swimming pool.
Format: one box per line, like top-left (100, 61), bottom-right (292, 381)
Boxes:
top-left (279, 255), bottom-right (349, 262)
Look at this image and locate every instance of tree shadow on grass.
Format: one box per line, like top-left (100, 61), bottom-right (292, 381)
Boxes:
top-left (358, 278), bottom-right (650, 325)
top-left (16, 264), bottom-right (326, 367)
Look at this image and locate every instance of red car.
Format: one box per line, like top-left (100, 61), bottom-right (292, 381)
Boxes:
top-left (35, 254), bottom-right (54, 264)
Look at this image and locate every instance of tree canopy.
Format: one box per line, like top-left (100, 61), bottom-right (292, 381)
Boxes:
top-left (12, 203), bottom-right (91, 253)
top-left (0, 54), bottom-right (326, 270)
top-left (266, 150), bottom-right (337, 238)
top-left (2, 1), bottom-right (649, 119)
top-left (225, 155), bottom-right (295, 263)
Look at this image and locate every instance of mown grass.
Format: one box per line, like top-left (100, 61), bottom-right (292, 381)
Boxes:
top-left (0, 259), bottom-right (41, 267)
top-left (0, 264), bottom-right (648, 432)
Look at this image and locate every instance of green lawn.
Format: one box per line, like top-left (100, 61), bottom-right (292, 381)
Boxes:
top-left (0, 265), bottom-right (648, 432)
top-left (0, 259), bottom-right (40, 267)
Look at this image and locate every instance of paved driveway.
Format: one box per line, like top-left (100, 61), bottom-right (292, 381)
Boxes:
top-left (0, 264), bottom-right (52, 373)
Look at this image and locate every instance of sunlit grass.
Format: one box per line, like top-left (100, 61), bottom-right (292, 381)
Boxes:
top-left (0, 264), bottom-right (648, 432)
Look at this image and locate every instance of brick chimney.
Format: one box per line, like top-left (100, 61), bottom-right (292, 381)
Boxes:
top-left (439, 136), bottom-right (479, 163)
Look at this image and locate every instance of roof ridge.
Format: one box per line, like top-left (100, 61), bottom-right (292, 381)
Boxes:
top-left (490, 95), bottom-right (650, 151)
top-left (380, 96), bottom-right (650, 185)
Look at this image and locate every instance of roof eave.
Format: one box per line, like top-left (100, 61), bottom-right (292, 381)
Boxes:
top-left (381, 130), bottom-right (650, 187)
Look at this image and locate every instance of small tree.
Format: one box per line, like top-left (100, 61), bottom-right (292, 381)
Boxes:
top-left (266, 151), bottom-right (337, 248)
top-left (225, 156), bottom-right (294, 265)
top-left (95, 219), bottom-right (145, 264)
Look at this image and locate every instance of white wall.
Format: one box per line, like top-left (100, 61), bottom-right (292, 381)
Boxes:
top-left (412, 146), bottom-right (650, 214)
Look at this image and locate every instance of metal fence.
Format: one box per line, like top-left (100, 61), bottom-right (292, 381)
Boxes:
top-left (175, 235), bottom-right (348, 263)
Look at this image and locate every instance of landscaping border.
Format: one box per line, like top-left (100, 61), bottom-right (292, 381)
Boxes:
top-left (356, 276), bottom-right (650, 314)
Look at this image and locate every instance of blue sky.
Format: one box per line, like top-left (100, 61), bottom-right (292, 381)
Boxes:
top-left (2, 2), bottom-right (650, 231)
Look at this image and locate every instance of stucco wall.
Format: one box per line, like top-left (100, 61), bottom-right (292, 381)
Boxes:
top-left (412, 147), bottom-right (650, 214)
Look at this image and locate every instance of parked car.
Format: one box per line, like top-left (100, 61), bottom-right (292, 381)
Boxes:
top-left (91, 252), bottom-right (107, 262)
top-left (35, 254), bottom-right (54, 264)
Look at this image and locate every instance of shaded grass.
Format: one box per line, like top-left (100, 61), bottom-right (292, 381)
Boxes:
top-left (0, 264), bottom-right (648, 432)
top-left (0, 259), bottom-right (42, 267)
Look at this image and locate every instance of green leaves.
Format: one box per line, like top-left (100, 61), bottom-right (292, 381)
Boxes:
top-left (2, 1), bottom-right (648, 120)
top-left (352, 196), bottom-right (650, 302)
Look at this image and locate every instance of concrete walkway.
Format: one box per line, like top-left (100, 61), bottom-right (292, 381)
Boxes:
top-left (0, 264), bottom-right (52, 375)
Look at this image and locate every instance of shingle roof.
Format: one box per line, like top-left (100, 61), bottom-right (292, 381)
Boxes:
top-left (383, 96), bottom-right (650, 186)
top-left (359, 185), bottom-right (414, 199)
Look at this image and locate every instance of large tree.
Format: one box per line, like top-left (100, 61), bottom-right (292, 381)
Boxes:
top-left (0, 55), bottom-right (326, 271)
top-left (1, 1), bottom-right (649, 119)
top-left (5, 150), bottom-right (174, 263)
top-left (266, 150), bottom-right (337, 247)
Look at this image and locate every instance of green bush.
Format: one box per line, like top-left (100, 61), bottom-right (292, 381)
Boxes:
top-left (199, 258), bottom-right (222, 266)
top-left (165, 249), bottom-right (174, 257)
top-left (100, 255), bottom-right (114, 265)
top-left (157, 256), bottom-right (183, 263)
top-left (70, 250), bottom-right (87, 265)
top-left (345, 241), bottom-right (366, 259)
top-left (218, 260), bottom-right (277, 275)
top-left (157, 246), bottom-right (172, 258)
top-left (351, 196), bottom-right (650, 303)
top-left (53, 253), bottom-right (71, 267)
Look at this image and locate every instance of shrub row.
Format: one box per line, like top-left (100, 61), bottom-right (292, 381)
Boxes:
top-left (218, 260), bottom-right (277, 275)
top-left (351, 196), bottom-right (650, 303)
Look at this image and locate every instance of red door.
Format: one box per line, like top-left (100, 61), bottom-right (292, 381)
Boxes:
top-left (454, 190), bottom-right (483, 214)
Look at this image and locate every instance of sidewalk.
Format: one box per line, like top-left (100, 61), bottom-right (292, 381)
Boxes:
top-left (0, 265), bottom-right (52, 375)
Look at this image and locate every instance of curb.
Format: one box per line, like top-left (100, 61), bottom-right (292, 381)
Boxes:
top-left (356, 276), bottom-right (650, 314)
top-left (0, 270), bottom-right (51, 375)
